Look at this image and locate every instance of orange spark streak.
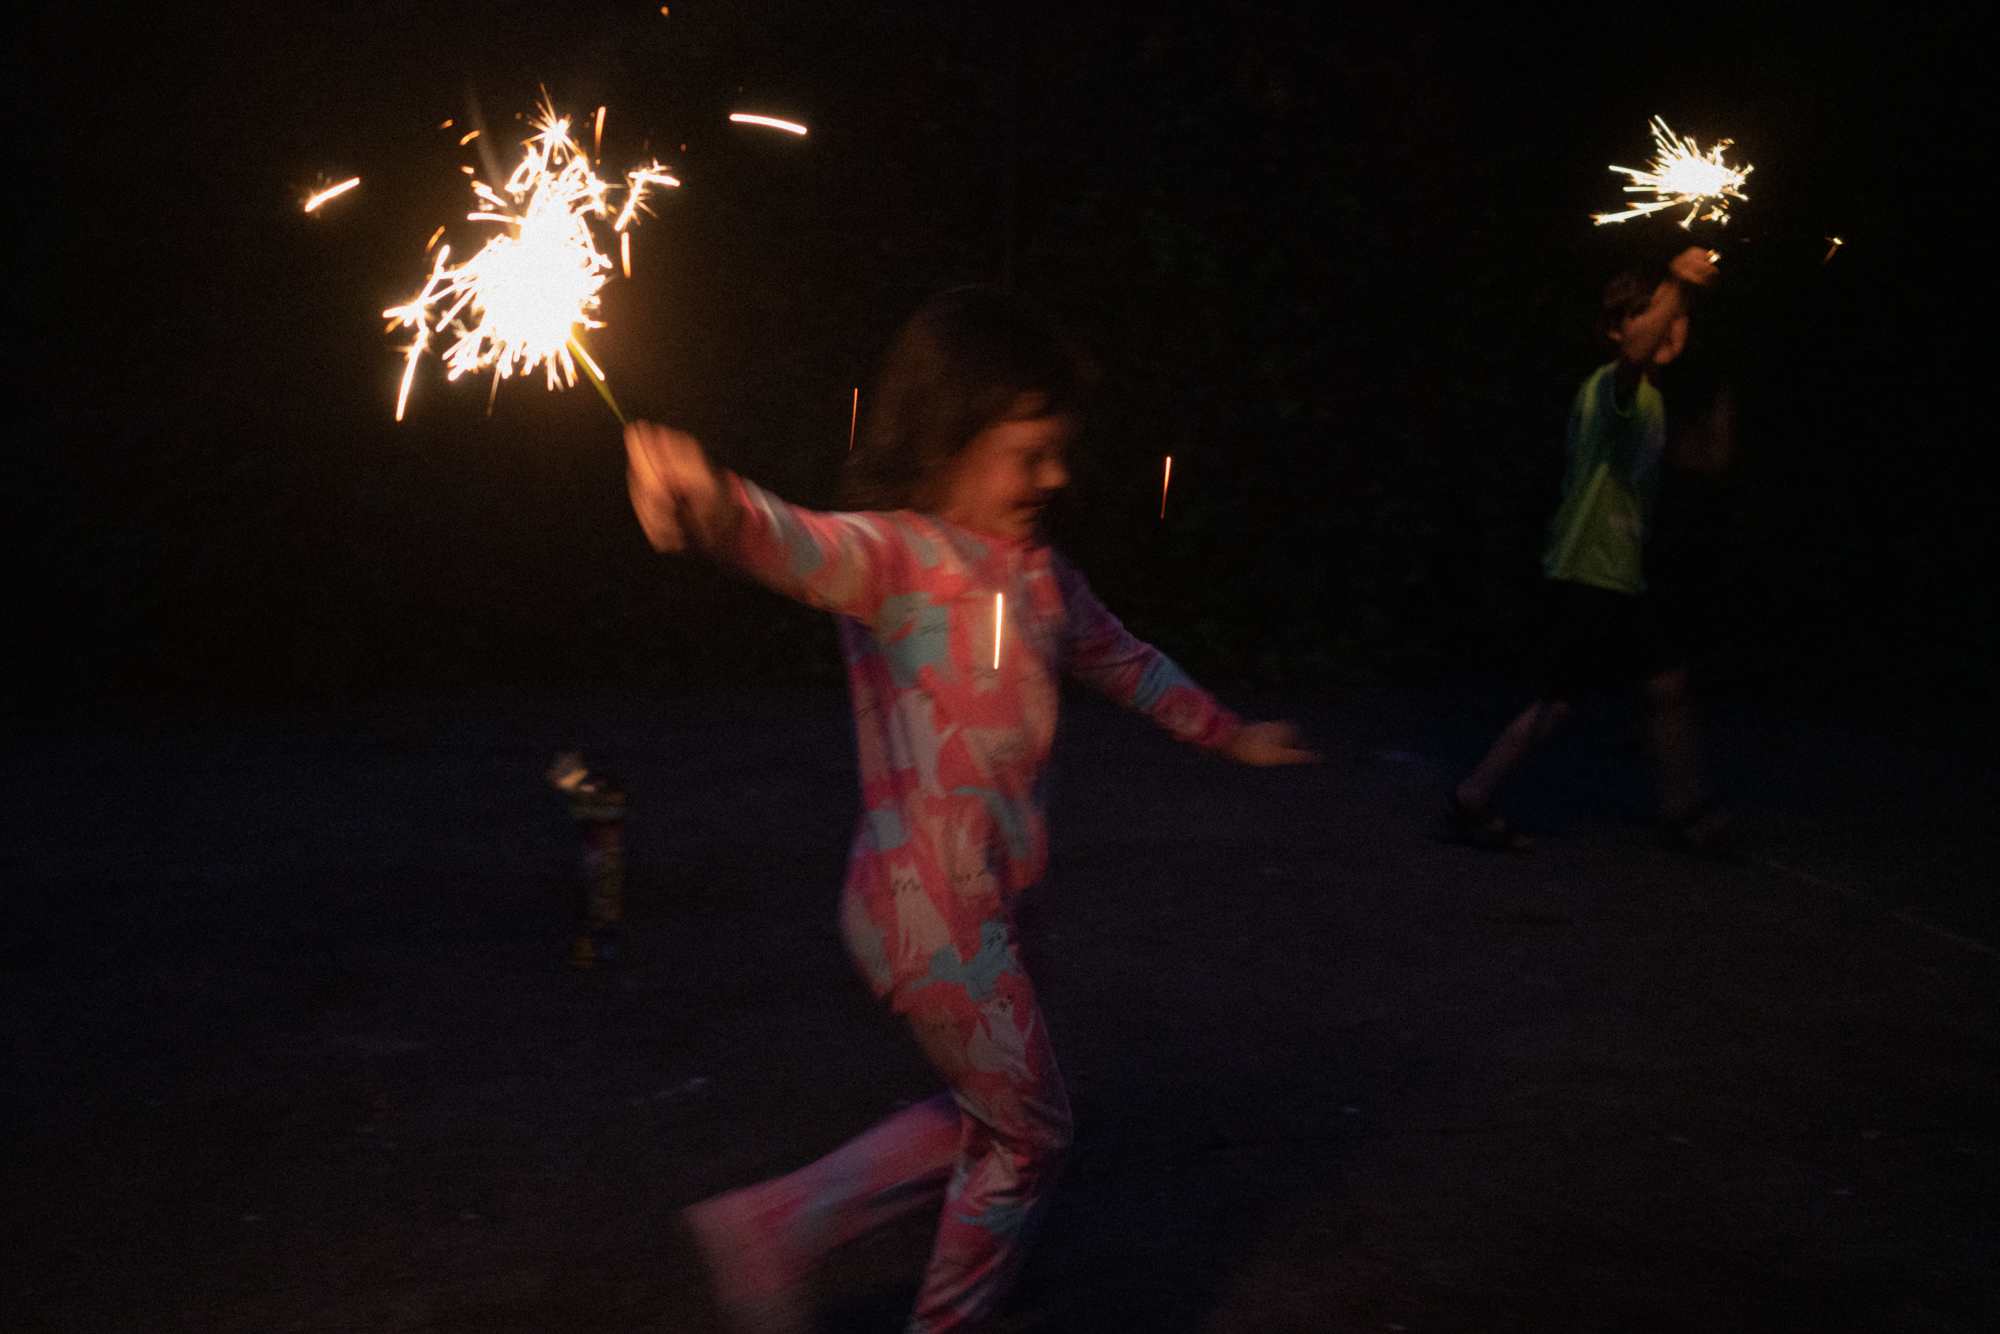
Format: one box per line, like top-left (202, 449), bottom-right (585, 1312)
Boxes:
top-left (440, 118), bottom-right (454, 129)
top-left (1823, 237), bottom-right (1845, 264)
top-left (848, 388), bottom-right (858, 450)
top-left (459, 129), bottom-right (481, 145)
top-left (729, 113), bottom-right (808, 136)
top-left (425, 225), bottom-right (446, 252)
top-left (303, 177), bottom-right (360, 212)
top-left (1160, 455), bottom-right (1173, 519)
top-left (993, 593), bottom-right (1004, 671)
top-left (620, 230), bottom-right (631, 277)
top-left (594, 107), bottom-right (607, 160)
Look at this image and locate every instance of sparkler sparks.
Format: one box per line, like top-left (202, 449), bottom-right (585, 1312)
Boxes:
top-left (303, 177), bottom-right (360, 212)
top-left (1592, 117), bottom-right (1752, 229)
top-left (729, 113), bottom-right (808, 136)
top-left (993, 593), bottom-right (1004, 671)
top-left (1160, 455), bottom-right (1173, 519)
top-left (849, 388), bottom-right (858, 451)
top-left (384, 98), bottom-right (679, 422)
top-left (1824, 236), bottom-right (1845, 264)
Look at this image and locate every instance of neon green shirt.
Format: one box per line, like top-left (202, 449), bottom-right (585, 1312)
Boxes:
top-left (1541, 362), bottom-right (1666, 595)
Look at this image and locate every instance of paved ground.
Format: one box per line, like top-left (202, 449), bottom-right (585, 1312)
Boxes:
top-left (3, 684), bottom-right (1995, 1332)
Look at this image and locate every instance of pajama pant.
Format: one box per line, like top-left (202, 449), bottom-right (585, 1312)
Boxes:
top-left (731, 919), bottom-right (1072, 1332)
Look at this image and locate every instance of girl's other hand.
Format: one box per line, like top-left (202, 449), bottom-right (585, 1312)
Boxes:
top-left (1223, 720), bottom-right (1320, 766)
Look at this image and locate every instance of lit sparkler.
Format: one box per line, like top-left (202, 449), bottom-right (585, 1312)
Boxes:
top-left (384, 98), bottom-right (679, 422)
top-left (729, 113), bottom-right (808, 136)
top-left (1592, 116), bottom-right (1752, 229)
top-left (1160, 455), bottom-right (1173, 519)
top-left (1823, 236), bottom-right (1844, 264)
top-left (303, 177), bottom-right (360, 212)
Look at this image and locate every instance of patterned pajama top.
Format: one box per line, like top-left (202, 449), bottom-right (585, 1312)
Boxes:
top-left (725, 477), bottom-right (1241, 1007)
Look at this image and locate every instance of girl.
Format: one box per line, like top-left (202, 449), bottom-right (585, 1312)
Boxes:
top-left (625, 288), bottom-right (1315, 1333)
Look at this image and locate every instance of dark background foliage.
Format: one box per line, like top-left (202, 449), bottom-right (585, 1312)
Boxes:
top-left (9, 1), bottom-right (1989, 711)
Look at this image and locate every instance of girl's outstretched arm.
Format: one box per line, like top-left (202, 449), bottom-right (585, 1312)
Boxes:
top-left (624, 419), bottom-right (905, 622)
top-left (1056, 558), bottom-right (1316, 765)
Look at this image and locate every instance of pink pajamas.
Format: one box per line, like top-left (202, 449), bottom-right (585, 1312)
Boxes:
top-left (701, 479), bottom-right (1238, 1328)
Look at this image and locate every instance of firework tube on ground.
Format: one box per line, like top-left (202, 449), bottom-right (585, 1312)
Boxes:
top-left (547, 751), bottom-right (627, 969)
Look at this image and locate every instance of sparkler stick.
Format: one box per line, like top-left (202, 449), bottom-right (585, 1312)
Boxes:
top-left (1592, 116), bottom-right (1752, 228)
top-left (303, 178), bottom-right (360, 212)
top-left (385, 97), bottom-right (676, 422)
top-left (993, 593), bottom-right (1004, 671)
top-left (729, 113), bottom-right (809, 136)
top-left (1160, 455), bottom-right (1172, 519)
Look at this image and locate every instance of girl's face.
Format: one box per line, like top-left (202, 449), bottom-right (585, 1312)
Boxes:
top-left (936, 397), bottom-right (1073, 542)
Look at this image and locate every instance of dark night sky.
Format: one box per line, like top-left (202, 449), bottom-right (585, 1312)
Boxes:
top-left (10, 2), bottom-right (1989, 709)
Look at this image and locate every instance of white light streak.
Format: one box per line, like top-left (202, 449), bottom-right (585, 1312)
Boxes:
top-left (729, 113), bottom-right (808, 136)
top-left (303, 177), bottom-right (360, 212)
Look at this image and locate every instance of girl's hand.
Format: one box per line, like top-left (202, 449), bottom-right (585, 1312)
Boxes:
top-left (1223, 720), bottom-right (1320, 766)
top-left (624, 421), bottom-right (729, 552)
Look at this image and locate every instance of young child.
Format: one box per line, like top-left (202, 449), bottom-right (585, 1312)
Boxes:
top-left (1447, 247), bottom-right (1729, 852)
top-left (625, 288), bottom-right (1316, 1333)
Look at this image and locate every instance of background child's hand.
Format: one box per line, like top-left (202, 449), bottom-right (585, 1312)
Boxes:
top-left (1669, 245), bottom-right (1719, 288)
top-left (624, 421), bottom-right (727, 552)
top-left (1223, 720), bottom-right (1320, 766)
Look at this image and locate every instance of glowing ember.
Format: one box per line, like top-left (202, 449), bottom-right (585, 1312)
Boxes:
top-left (1160, 455), bottom-right (1173, 519)
top-left (594, 106), bottom-right (606, 160)
top-left (459, 129), bottom-right (481, 146)
top-left (849, 388), bottom-right (858, 451)
top-left (303, 177), bottom-right (360, 212)
top-left (384, 98), bottom-right (679, 421)
top-left (620, 230), bottom-right (631, 278)
top-left (1823, 236), bottom-right (1845, 264)
top-left (993, 593), bottom-right (1004, 671)
top-left (729, 113), bottom-right (808, 136)
top-left (1592, 117), bottom-right (1752, 229)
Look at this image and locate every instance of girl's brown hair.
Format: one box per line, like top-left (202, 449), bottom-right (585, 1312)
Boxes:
top-left (838, 287), bottom-right (1091, 511)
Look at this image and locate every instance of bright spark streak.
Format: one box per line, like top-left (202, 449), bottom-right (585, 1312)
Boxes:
top-left (729, 113), bottom-right (808, 136)
top-left (848, 388), bottom-right (858, 451)
top-left (440, 119), bottom-right (454, 129)
top-left (1592, 116), bottom-right (1752, 229)
top-left (425, 226), bottom-right (446, 252)
top-left (303, 177), bottom-right (360, 212)
top-left (620, 230), bottom-right (631, 277)
top-left (594, 106), bottom-right (606, 160)
top-left (613, 165), bottom-right (679, 231)
top-left (993, 593), bottom-right (1004, 671)
top-left (459, 129), bottom-right (481, 145)
top-left (385, 98), bottom-right (678, 418)
top-left (1160, 455), bottom-right (1173, 519)
top-left (1823, 236), bottom-right (1845, 264)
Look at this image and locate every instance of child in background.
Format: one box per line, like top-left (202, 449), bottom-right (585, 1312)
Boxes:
top-left (1447, 247), bottom-right (1730, 852)
top-left (625, 288), bottom-right (1316, 1333)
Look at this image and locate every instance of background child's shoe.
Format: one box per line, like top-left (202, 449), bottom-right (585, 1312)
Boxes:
top-left (1660, 799), bottom-right (1736, 859)
top-left (1442, 794), bottom-right (1531, 851)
